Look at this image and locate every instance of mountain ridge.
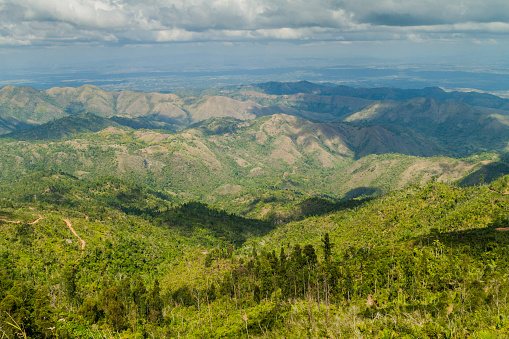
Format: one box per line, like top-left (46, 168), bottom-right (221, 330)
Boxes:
top-left (3, 83), bottom-right (509, 337)
top-left (2, 82), bottom-right (508, 158)
top-left (0, 112), bottom-right (499, 220)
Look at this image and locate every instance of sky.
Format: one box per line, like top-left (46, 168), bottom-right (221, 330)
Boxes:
top-left (0, 0), bottom-right (508, 89)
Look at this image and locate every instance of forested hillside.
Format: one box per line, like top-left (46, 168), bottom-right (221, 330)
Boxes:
top-left (1, 82), bottom-right (509, 338)
top-left (2, 113), bottom-right (506, 221)
top-left (1, 171), bottom-right (509, 338)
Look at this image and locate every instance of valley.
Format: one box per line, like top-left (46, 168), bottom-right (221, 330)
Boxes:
top-left (1, 82), bottom-right (509, 338)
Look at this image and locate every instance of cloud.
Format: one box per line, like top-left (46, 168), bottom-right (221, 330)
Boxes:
top-left (346, 0), bottom-right (509, 26)
top-left (0, 0), bottom-right (508, 46)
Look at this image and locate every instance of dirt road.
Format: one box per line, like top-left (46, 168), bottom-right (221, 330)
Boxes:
top-left (63, 218), bottom-right (86, 250)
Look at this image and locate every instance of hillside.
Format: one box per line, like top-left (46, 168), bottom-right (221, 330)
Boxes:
top-left (0, 113), bottom-right (498, 221)
top-left (0, 171), bottom-right (274, 337)
top-left (2, 81), bottom-right (509, 338)
top-left (225, 177), bottom-right (509, 338)
top-left (2, 82), bottom-right (509, 157)
top-left (345, 97), bottom-right (509, 155)
top-left (2, 168), bottom-right (509, 337)
top-left (4, 113), bottom-right (127, 141)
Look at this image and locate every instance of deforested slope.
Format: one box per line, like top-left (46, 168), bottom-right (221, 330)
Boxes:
top-left (0, 113), bottom-right (500, 220)
top-left (2, 82), bottom-right (509, 158)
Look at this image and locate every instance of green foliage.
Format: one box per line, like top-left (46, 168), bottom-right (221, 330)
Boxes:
top-left (0, 283), bottom-right (54, 338)
top-left (1, 92), bottom-right (509, 337)
top-left (62, 264), bottom-right (77, 303)
top-left (155, 201), bottom-right (274, 246)
top-left (2, 113), bottom-right (125, 141)
top-left (321, 232), bottom-right (333, 263)
top-left (489, 172), bottom-right (509, 193)
top-left (0, 175), bottom-right (509, 337)
top-left (0, 108), bottom-right (497, 220)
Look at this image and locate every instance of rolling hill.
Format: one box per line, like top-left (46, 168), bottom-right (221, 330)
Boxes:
top-left (2, 82), bottom-right (509, 157)
top-left (1, 112), bottom-right (504, 222)
top-left (2, 81), bottom-right (509, 337)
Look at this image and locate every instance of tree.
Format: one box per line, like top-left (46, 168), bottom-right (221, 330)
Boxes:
top-left (131, 275), bottom-right (147, 318)
top-left (62, 264), bottom-right (77, 304)
top-left (147, 279), bottom-right (163, 324)
top-left (205, 252), bottom-right (213, 268)
top-left (101, 284), bottom-right (127, 331)
top-left (79, 297), bottom-right (102, 324)
top-left (321, 233), bottom-right (334, 263)
top-left (291, 244), bottom-right (305, 269)
top-left (303, 244), bottom-right (317, 266)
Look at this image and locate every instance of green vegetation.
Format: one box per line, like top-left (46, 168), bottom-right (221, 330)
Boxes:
top-left (1, 113), bottom-right (505, 220)
top-left (4, 113), bottom-right (125, 141)
top-left (1, 82), bottom-right (509, 337)
top-left (1, 168), bottom-right (509, 337)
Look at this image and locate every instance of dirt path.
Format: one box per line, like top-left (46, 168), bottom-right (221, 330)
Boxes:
top-left (63, 218), bottom-right (86, 251)
top-left (0, 218), bottom-right (20, 224)
top-left (28, 215), bottom-right (44, 225)
top-left (77, 212), bottom-right (89, 220)
top-left (1, 213), bottom-right (44, 225)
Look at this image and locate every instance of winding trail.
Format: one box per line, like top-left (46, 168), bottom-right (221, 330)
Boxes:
top-left (29, 215), bottom-right (44, 225)
top-left (77, 212), bottom-right (89, 220)
top-left (63, 218), bottom-right (86, 251)
top-left (0, 214), bottom-right (43, 224)
top-left (0, 218), bottom-right (20, 224)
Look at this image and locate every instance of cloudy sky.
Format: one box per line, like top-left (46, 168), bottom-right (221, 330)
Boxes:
top-left (1, 0), bottom-right (508, 85)
top-left (2, 0), bottom-right (509, 45)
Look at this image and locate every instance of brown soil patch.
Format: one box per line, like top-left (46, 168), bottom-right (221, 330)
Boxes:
top-left (234, 157), bottom-right (250, 167)
top-left (135, 131), bottom-right (171, 143)
top-left (270, 149), bottom-right (298, 164)
top-left (216, 184), bottom-right (243, 195)
top-left (140, 145), bottom-right (169, 154)
top-left (260, 206), bottom-right (272, 218)
top-left (63, 219), bottom-right (86, 250)
top-left (75, 171), bottom-right (90, 177)
top-left (0, 218), bottom-right (20, 224)
top-left (29, 215), bottom-right (44, 225)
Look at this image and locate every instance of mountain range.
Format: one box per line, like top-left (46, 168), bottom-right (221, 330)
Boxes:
top-left (1, 112), bottom-right (502, 220)
top-left (3, 81), bottom-right (509, 337)
top-left (1, 82), bottom-right (509, 157)
top-left (1, 82), bottom-right (509, 218)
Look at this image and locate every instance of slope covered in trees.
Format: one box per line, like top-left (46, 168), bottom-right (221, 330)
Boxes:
top-left (1, 113), bottom-right (505, 222)
top-left (2, 82), bottom-right (509, 337)
top-left (1, 171), bottom-right (509, 337)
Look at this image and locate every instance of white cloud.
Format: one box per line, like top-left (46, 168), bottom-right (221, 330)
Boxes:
top-left (0, 0), bottom-right (508, 46)
top-left (20, 0), bottom-right (128, 28)
top-left (154, 29), bottom-right (196, 42)
top-left (473, 38), bottom-right (498, 45)
top-left (0, 36), bottom-right (31, 46)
